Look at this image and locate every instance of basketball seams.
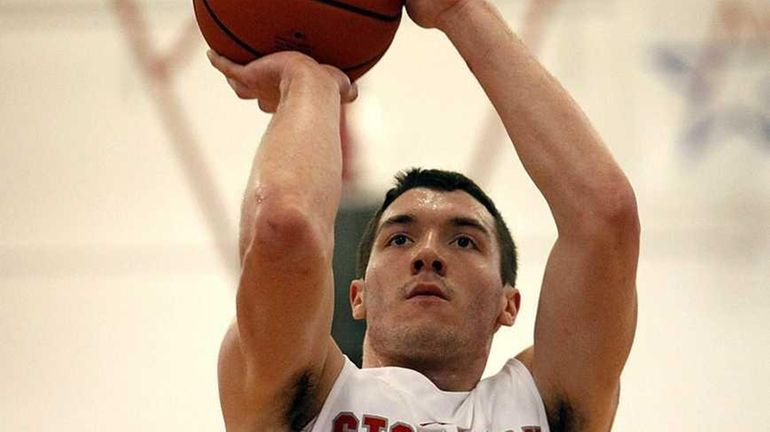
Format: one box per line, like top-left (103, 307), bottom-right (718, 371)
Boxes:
top-left (199, 0), bottom-right (264, 58)
top-left (310, 0), bottom-right (402, 22)
top-left (342, 48), bottom-right (388, 73)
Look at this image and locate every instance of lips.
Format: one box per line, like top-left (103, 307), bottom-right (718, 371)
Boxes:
top-left (406, 282), bottom-right (449, 301)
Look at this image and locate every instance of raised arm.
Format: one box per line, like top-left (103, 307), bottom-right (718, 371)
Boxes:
top-left (410, 0), bottom-right (640, 429)
top-left (207, 51), bottom-right (354, 430)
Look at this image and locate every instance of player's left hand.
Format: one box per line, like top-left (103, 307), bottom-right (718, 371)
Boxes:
top-left (405, 0), bottom-right (471, 29)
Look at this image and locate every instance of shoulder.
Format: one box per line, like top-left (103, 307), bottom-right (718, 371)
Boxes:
top-left (515, 345), bottom-right (535, 369)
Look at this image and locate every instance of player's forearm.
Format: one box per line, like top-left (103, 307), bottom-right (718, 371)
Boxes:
top-left (239, 74), bottom-right (343, 258)
top-left (440, 1), bottom-right (635, 231)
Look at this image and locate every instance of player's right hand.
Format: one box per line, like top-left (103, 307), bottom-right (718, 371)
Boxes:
top-left (207, 50), bottom-right (357, 113)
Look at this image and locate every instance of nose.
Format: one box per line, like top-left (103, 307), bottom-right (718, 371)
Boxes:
top-left (411, 242), bottom-right (446, 276)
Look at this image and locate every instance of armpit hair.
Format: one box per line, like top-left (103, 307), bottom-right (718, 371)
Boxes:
top-left (287, 371), bottom-right (318, 432)
top-left (546, 396), bottom-right (583, 432)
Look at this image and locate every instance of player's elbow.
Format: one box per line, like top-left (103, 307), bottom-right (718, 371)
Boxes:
top-left (597, 180), bottom-right (640, 236)
top-left (575, 176), bottom-right (640, 241)
top-left (241, 189), bottom-right (330, 265)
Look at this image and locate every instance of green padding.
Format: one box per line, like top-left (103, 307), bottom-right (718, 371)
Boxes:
top-left (331, 204), bottom-right (377, 367)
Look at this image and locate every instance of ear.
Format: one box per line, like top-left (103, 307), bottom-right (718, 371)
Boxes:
top-left (349, 279), bottom-right (367, 320)
top-left (497, 284), bottom-right (521, 327)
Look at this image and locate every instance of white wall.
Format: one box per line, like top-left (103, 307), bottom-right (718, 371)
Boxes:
top-left (1, 0), bottom-right (768, 430)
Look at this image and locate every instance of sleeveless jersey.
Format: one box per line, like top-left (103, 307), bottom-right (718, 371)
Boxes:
top-left (303, 356), bottom-right (550, 432)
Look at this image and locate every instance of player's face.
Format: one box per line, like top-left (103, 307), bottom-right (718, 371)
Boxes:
top-left (351, 188), bottom-right (518, 364)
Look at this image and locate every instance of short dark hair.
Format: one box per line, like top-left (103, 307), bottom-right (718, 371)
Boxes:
top-left (356, 168), bottom-right (517, 287)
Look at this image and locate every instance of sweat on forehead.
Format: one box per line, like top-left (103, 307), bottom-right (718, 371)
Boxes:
top-left (378, 189), bottom-right (495, 232)
top-left (386, 187), bottom-right (488, 210)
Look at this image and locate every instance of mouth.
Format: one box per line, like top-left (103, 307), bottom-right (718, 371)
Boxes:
top-left (406, 282), bottom-right (449, 301)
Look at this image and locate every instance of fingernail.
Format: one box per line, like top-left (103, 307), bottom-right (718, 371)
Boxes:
top-left (206, 50), bottom-right (216, 61)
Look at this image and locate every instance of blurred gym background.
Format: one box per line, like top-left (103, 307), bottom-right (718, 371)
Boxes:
top-left (1, 0), bottom-right (768, 430)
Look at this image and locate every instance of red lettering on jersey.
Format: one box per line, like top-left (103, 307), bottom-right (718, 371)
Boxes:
top-left (333, 412), bottom-right (359, 432)
top-left (362, 414), bottom-right (388, 432)
top-left (521, 427), bottom-right (541, 432)
top-left (391, 422), bottom-right (415, 432)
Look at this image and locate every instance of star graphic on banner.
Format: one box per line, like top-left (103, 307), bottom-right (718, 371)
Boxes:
top-left (652, 1), bottom-right (770, 159)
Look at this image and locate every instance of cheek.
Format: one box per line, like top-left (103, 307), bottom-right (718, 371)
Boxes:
top-left (365, 250), bottom-right (410, 291)
top-left (369, 248), bottom-right (407, 270)
top-left (459, 264), bottom-right (504, 314)
top-left (365, 248), bottom-right (389, 278)
top-left (462, 291), bottom-right (503, 336)
top-left (454, 256), bottom-right (498, 284)
top-left (364, 255), bottom-right (387, 294)
top-left (362, 271), bottom-right (389, 311)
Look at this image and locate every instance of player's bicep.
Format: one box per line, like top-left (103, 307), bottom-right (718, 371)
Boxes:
top-left (531, 210), bottom-right (639, 423)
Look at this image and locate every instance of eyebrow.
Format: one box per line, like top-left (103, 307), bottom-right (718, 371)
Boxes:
top-left (449, 216), bottom-right (492, 240)
top-left (377, 214), bottom-right (492, 240)
top-left (377, 214), bottom-right (415, 235)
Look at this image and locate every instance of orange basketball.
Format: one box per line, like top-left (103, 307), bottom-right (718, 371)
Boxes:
top-left (193, 0), bottom-right (404, 81)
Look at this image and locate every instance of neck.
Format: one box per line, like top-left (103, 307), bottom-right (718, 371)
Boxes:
top-left (360, 335), bottom-right (490, 391)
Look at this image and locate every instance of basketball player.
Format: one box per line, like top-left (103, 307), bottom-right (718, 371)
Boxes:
top-left (207, 0), bottom-right (640, 431)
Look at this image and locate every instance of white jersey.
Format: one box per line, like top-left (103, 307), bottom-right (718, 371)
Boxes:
top-left (303, 356), bottom-right (550, 432)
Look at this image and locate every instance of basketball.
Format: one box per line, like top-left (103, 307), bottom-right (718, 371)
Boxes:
top-left (193, 0), bottom-right (404, 81)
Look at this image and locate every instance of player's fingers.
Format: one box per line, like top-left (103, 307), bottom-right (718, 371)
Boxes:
top-left (207, 50), bottom-right (241, 79)
top-left (330, 78), bottom-right (358, 104)
top-left (227, 78), bottom-right (256, 99)
top-left (319, 65), bottom-right (357, 103)
top-left (344, 82), bottom-right (359, 104)
top-left (346, 83), bottom-right (358, 102)
top-left (258, 99), bottom-right (277, 114)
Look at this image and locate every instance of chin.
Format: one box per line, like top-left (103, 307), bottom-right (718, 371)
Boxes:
top-left (380, 319), bottom-right (465, 364)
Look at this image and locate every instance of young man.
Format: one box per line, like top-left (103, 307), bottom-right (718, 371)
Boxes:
top-left (208, 0), bottom-right (640, 431)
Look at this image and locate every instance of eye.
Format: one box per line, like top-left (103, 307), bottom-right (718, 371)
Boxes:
top-left (387, 234), bottom-right (412, 247)
top-left (453, 235), bottom-right (477, 249)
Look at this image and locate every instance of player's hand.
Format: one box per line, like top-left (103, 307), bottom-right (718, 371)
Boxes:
top-left (207, 50), bottom-right (357, 113)
top-left (405, 0), bottom-right (471, 29)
